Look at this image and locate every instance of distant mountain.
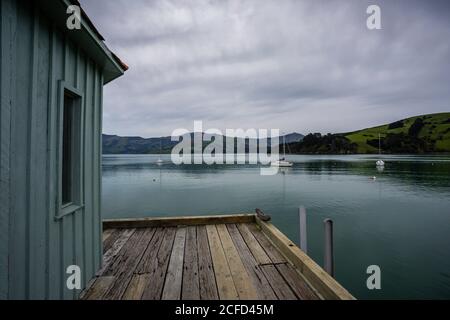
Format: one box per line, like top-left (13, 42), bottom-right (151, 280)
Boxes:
top-left (288, 112), bottom-right (450, 154)
top-left (283, 132), bottom-right (304, 144)
top-left (102, 134), bottom-right (176, 154)
top-left (102, 132), bottom-right (304, 154)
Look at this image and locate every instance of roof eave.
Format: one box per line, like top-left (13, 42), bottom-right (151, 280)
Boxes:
top-left (39, 0), bottom-right (127, 84)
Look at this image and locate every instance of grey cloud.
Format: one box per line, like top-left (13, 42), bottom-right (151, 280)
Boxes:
top-left (79, 0), bottom-right (450, 137)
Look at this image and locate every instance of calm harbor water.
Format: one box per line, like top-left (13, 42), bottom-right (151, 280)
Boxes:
top-left (102, 154), bottom-right (450, 299)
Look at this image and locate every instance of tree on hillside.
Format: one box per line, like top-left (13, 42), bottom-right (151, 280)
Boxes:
top-left (388, 120), bottom-right (404, 130)
top-left (289, 133), bottom-right (357, 154)
top-left (408, 118), bottom-right (425, 137)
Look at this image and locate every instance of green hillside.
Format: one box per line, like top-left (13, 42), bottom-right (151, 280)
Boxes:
top-left (344, 112), bottom-right (450, 153)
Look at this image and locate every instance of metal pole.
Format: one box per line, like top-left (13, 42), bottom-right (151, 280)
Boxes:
top-left (299, 206), bottom-right (307, 253)
top-left (324, 219), bottom-right (334, 277)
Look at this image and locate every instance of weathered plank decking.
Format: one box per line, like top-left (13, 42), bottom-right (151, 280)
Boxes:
top-left (81, 214), bottom-right (354, 300)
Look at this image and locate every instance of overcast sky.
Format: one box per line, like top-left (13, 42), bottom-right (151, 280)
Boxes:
top-left (79, 0), bottom-right (450, 138)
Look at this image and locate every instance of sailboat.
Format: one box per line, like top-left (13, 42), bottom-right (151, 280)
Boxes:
top-left (376, 133), bottom-right (385, 167)
top-left (156, 137), bottom-right (164, 165)
top-left (271, 133), bottom-right (293, 167)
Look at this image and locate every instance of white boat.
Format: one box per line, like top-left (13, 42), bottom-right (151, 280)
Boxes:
top-left (270, 133), bottom-right (293, 167)
top-left (271, 159), bottom-right (293, 167)
top-left (376, 133), bottom-right (385, 167)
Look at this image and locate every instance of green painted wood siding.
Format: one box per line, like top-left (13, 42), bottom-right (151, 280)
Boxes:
top-left (0, 0), bottom-right (13, 301)
top-left (1, 0), bottom-right (105, 299)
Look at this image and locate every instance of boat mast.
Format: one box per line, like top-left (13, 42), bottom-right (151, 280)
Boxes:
top-left (378, 133), bottom-right (381, 155)
top-left (158, 137), bottom-right (162, 162)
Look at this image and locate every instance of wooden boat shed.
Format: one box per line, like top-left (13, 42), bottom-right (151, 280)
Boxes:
top-left (1, 0), bottom-right (354, 301)
top-left (0, 0), bottom-right (127, 299)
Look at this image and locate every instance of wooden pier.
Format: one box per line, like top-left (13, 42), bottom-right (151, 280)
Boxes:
top-left (81, 214), bottom-right (354, 300)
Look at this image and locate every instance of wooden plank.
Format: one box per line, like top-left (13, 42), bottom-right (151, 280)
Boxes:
top-left (255, 218), bottom-right (355, 300)
top-left (61, 38), bottom-right (74, 300)
top-left (162, 228), bottom-right (187, 300)
top-left (102, 228), bottom-right (114, 242)
top-left (62, 216), bottom-right (75, 300)
top-left (236, 223), bottom-right (272, 265)
top-left (141, 227), bottom-right (177, 300)
top-left (122, 274), bottom-right (150, 300)
top-left (72, 46), bottom-right (84, 299)
top-left (135, 228), bottom-right (165, 274)
top-left (259, 265), bottom-right (297, 300)
top-left (103, 228), bottom-right (155, 300)
top-left (0, 0), bottom-right (14, 300)
top-left (227, 224), bottom-right (278, 300)
top-left (47, 25), bottom-right (64, 300)
top-left (73, 213), bottom-right (84, 299)
top-left (197, 225), bottom-right (219, 300)
top-left (81, 49), bottom-right (94, 294)
top-left (81, 276), bottom-right (115, 300)
top-left (246, 223), bottom-right (286, 264)
top-left (92, 65), bottom-right (102, 273)
top-left (216, 224), bottom-right (257, 300)
top-left (97, 228), bottom-right (135, 276)
top-left (206, 225), bottom-right (238, 300)
top-left (103, 214), bottom-right (255, 229)
top-left (276, 263), bottom-right (320, 300)
top-left (182, 226), bottom-right (200, 300)
top-left (79, 277), bottom-right (96, 300)
top-left (103, 228), bottom-right (122, 253)
top-left (29, 11), bottom-right (50, 299)
top-left (103, 229), bottom-right (142, 276)
top-left (8, 0), bottom-right (29, 298)
top-left (77, 52), bottom-right (87, 230)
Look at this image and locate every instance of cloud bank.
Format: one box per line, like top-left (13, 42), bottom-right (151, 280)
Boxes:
top-left (79, 0), bottom-right (450, 137)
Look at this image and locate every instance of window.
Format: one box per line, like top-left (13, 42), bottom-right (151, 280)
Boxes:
top-left (62, 92), bottom-right (75, 205)
top-left (57, 81), bottom-right (83, 218)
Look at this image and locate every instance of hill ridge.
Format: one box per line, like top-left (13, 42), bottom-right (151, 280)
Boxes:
top-left (288, 112), bottom-right (450, 154)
